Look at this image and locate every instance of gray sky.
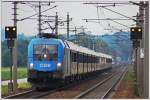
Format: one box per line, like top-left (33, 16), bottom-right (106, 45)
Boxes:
top-left (1, 0), bottom-right (139, 36)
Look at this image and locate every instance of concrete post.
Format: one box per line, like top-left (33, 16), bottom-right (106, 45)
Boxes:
top-left (12, 1), bottom-right (18, 92)
top-left (38, 1), bottom-right (42, 37)
top-left (55, 12), bottom-right (58, 35)
top-left (138, 2), bottom-right (144, 96)
top-left (67, 12), bottom-right (69, 39)
top-left (143, 1), bottom-right (149, 98)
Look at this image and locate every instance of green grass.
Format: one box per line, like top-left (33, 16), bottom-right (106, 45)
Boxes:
top-left (1, 67), bottom-right (27, 81)
top-left (1, 85), bottom-right (8, 96)
top-left (122, 67), bottom-right (140, 97)
top-left (1, 82), bottom-right (32, 96)
top-left (123, 70), bottom-right (136, 83)
top-left (18, 82), bottom-right (32, 89)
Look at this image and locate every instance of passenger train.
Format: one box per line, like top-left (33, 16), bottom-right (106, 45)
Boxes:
top-left (27, 35), bottom-right (113, 89)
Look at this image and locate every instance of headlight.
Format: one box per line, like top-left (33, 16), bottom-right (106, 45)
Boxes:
top-left (57, 62), bottom-right (61, 67)
top-left (29, 63), bottom-right (34, 69)
top-left (44, 54), bottom-right (47, 58)
top-left (57, 62), bottom-right (62, 70)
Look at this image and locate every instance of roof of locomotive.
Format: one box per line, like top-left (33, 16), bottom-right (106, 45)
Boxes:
top-left (29, 38), bottom-right (64, 44)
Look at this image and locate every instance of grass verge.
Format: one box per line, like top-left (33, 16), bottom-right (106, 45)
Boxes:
top-left (1, 67), bottom-right (27, 81)
top-left (1, 82), bottom-right (32, 96)
top-left (123, 69), bottom-right (136, 83)
top-left (112, 66), bottom-right (139, 98)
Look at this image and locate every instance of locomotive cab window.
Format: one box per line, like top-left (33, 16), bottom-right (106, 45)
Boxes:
top-left (33, 44), bottom-right (58, 61)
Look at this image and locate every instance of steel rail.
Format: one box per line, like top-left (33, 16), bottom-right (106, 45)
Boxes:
top-left (74, 67), bottom-right (127, 99)
top-left (3, 90), bottom-right (34, 99)
top-left (102, 67), bottom-right (128, 98)
top-left (74, 73), bottom-right (115, 98)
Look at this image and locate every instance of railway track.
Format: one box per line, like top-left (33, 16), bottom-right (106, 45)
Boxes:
top-left (4, 70), bottom-right (112, 99)
top-left (74, 66), bottom-right (128, 99)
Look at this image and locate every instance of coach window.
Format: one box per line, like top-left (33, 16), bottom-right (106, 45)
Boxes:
top-left (106, 58), bottom-right (112, 63)
top-left (90, 56), bottom-right (92, 63)
top-left (83, 54), bottom-right (85, 63)
top-left (87, 55), bottom-right (89, 63)
top-left (87, 55), bottom-right (90, 63)
top-left (96, 57), bottom-right (99, 63)
top-left (78, 53), bottom-right (82, 63)
top-left (81, 54), bottom-right (84, 63)
top-left (81, 53), bottom-right (83, 63)
top-left (71, 52), bottom-right (74, 62)
top-left (75, 52), bottom-right (77, 62)
top-left (72, 52), bottom-right (77, 62)
top-left (77, 53), bottom-right (80, 63)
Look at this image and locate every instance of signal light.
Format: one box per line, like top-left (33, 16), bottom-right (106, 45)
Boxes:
top-left (131, 28), bottom-right (134, 32)
top-left (138, 28), bottom-right (141, 32)
top-left (12, 27), bottom-right (16, 31)
top-left (6, 27), bottom-right (9, 31)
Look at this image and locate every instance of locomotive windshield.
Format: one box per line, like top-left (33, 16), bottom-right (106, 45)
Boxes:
top-left (33, 44), bottom-right (58, 61)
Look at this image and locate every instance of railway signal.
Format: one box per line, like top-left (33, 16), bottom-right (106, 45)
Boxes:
top-left (5, 26), bottom-right (17, 93)
top-left (5, 26), bottom-right (17, 39)
top-left (130, 27), bottom-right (142, 40)
top-left (5, 26), bottom-right (17, 48)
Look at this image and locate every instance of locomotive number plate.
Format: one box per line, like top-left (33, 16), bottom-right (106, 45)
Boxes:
top-left (40, 64), bottom-right (51, 68)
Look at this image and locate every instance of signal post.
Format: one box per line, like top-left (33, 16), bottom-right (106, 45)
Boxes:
top-left (130, 26), bottom-right (142, 96)
top-left (5, 26), bottom-right (17, 93)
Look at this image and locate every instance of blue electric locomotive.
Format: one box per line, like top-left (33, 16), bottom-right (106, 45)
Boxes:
top-left (28, 38), bottom-right (65, 88)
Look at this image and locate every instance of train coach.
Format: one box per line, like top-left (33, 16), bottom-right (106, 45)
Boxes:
top-left (27, 36), bottom-right (113, 89)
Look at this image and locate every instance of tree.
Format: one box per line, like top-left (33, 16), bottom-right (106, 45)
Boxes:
top-left (1, 39), bottom-right (29, 67)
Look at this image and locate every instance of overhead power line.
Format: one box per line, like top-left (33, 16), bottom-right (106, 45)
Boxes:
top-left (83, 18), bottom-right (134, 21)
top-left (97, 6), bottom-right (136, 22)
top-left (19, 5), bottom-right (57, 21)
top-left (109, 19), bottom-right (130, 28)
top-left (3, 1), bottom-right (55, 3)
top-left (83, 2), bottom-right (131, 5)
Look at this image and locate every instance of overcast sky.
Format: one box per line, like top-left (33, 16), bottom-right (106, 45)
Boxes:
top-left (1, 0), bottom-right (139, 36)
